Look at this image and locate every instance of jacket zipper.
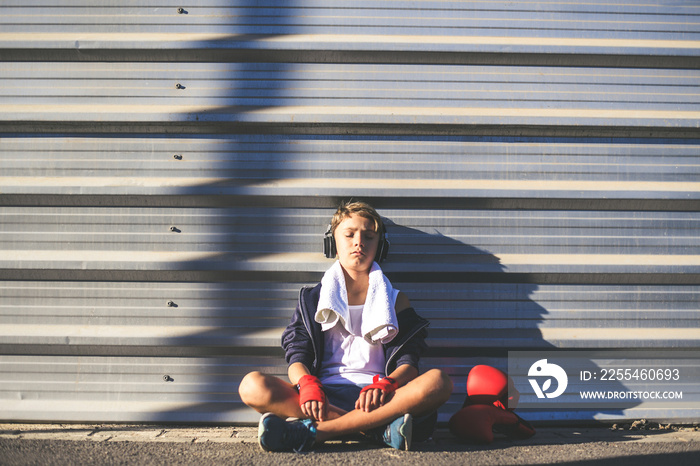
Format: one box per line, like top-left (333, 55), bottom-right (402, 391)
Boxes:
top-left (384, 319), bottom-right (429, 376)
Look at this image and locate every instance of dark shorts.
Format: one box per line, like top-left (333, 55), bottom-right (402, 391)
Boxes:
top-left (297, 381), bottom-right (437, 441)
top-left (322, 383), bottom-right (365, 412)
top-left (294, 381), bottom-right (366, 413)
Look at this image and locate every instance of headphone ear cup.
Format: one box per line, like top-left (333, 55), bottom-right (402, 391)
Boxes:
top-left (323, 226), bottom-right (337, 259)
top-left (324, 236), bottom-right (337, 259)
top-left (375, 234), bottom-right (390, 262)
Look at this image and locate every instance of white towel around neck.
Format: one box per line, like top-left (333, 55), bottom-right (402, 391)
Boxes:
top-left (315, 260), bottom-right (400, 344)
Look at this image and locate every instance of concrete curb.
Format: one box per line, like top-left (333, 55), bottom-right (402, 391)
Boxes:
top-left (0, 424), bottom-right (258, 444)
top-left (2, 423), bottom-right (699, 446)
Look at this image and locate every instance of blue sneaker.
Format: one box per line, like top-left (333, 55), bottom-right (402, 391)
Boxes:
top-left (258, 413), bottom-right (317, 452)
top-left (366, 413), bottom-right (413, 450)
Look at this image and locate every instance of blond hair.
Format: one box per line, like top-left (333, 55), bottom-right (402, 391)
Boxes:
top-left (329, 201), bottom-right (385, 236)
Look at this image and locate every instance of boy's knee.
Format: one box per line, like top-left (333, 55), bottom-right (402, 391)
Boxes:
top-left (423, 368), bottom-right (454, 400)
top-left (239, 371), bottom-right (268, 406)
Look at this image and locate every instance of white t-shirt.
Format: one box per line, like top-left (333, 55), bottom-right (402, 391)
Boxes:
top-left (317, 304), bottom-right (386, 385)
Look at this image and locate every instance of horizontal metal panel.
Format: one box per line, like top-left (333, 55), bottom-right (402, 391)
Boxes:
top-left (2, 355), bottom-right (698, 424)
top-left (4, 0), bottom-right (699, 14)
top-left (1, 0), bottom-right (699, 59)
top-left (2, 281), bottom-right (699, 351)
top-left (4, 62), bottom-right (700, 87)
top-left (1, 207), bottom-right (698, 276)
top-left (1, 62), bottom-right (699, 128)
top-left (6, 74), bottom-right (699, 108)
top-left (1, 135), bottom-right (699, 199)
top-left (3, 2), bottom-right (698, 36)
top-left (0, 355), bottom-right (271, 424)
top-left (3, 106), bottom-right (699, 127)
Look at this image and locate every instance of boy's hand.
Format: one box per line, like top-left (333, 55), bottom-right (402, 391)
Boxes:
top-left (301, 398), bottom-right (327, 422)
top-left (356, 375), bottom-right (399, 412)
top-left (356, 387), bottom-right (387, 412)
top-left (298, 374), bottom-right (327, 421)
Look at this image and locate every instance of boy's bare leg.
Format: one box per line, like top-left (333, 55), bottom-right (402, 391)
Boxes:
top-left (238, 371), bottom-right (345, 420)
top-left (241, 368), bottom-right (453, 443)
top-left (314, 369), bottom-right (453, 443)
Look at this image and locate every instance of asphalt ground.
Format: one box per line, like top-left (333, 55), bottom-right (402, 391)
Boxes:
top-left (1, 423), bottom-right (699, 465)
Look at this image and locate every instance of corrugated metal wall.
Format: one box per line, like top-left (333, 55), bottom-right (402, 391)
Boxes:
top-left (1, 1), bottom-right (699, 425)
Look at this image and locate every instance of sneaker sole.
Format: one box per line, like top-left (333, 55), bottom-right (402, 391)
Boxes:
top-left (399, 413), bottom-right (413, 451)
top-left (258, 412), bottom-right (276, 451)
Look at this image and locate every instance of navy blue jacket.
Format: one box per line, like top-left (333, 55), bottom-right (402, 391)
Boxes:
top-left (282, 283), bottom-right (430, 377)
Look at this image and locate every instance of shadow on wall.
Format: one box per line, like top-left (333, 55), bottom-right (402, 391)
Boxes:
top-left (153, 212), bottom-right (635, 424)
top-left (383, 220), bottom-right (635, 423)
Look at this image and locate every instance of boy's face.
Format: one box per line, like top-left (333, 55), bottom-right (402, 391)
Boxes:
top-left (334, 213), bottom-right (380, 274)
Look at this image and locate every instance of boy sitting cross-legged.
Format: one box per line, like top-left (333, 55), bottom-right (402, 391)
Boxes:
top-left (238, 201), bottom-right (453, 452)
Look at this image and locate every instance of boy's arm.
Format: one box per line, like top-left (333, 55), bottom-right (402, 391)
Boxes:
top-left (387, 363), bottom-right (419, 386)
top-left (281, 291), bottom-right (316, 374)
top-left (288, 361), bottom-right (312, 386)
top-left (288, 362), bottom-right (328, 422)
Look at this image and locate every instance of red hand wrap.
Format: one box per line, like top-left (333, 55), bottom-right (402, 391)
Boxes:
top-left (359, 374), bottom-right (399, 395)
top-left (297, 374), bottom-right (325, 406)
